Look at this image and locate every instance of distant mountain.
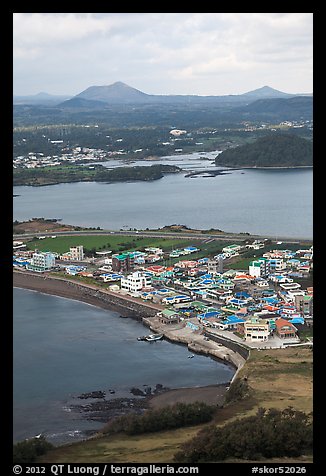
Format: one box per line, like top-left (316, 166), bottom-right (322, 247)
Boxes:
top-left (16, 83), bottom-right (312, 109)
top-left (215, 133), bottom-right (313, 168)
top-left (76, 81), bottom-right (150, 104)
top-left (58, 82), bottom-right (306, 108)
top-left (13, 92), bottom-right (72, 105)
top-left (241, 85), bottom-right (293, 98)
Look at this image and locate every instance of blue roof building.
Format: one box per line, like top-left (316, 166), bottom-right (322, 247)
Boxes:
top-left (220, 314), bottom-right (246, 329)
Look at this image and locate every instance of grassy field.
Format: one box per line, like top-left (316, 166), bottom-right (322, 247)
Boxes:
top-left (237, 347), bottom-right (313, 415)
top-left (25, 234), bottom-right (234, 260)
top-left (37, 346), bottom-right (313, 463)
top-left (25, 235), bottom-right (199, 255)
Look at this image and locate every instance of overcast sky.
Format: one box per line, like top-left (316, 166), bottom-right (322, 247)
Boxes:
top-left (13, 12), bottom-right (313, 96)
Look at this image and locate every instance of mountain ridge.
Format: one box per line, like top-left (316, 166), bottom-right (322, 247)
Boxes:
top-left (58, 82), bottom-right (311, 108)
top-left (14, 82), bottom-right (312, 107)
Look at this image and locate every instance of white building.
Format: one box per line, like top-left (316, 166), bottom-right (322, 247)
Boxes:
top-left (249, 258), bottom-right (270, 278)
top-left (268, 258), bottom-right (286, 272)
top-left (242, 318), bottom-right (270, 342)
top-left (70, 245), bottom-right (84, 261)
top-left (169, 129), bottom-right (187, 136)
top-left (246, 240), bottom-right (265, 250)
top-left (61, 245), bottom-right (85, 261)
top-left (120, 271), bottom-right (152, 293)
top-left (26, 251), bottom-right (56, 272)
top-left (222, 244), bottom-right (242, 255)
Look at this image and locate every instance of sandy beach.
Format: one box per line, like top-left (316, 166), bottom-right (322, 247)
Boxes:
top-left (149, 384), bottom-right (228, 408)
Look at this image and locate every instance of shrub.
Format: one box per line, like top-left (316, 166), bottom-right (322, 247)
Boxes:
top-left (13, 436), bottom-right (54, 464)
top-left (102, 401), bottom-right (216, 436)
top-left (224, 377), bottom-right (250, 404)
top-left (174, 407), bottom-right (313, 462)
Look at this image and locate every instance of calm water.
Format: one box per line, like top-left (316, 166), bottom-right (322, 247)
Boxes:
top-left (13, 152), bottom-right (313, 239)
top-left (13, 288), bottom-right (234, 445)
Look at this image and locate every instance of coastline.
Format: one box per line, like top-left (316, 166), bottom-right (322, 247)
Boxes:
top-left (13, 270), bottom-right (241, 409)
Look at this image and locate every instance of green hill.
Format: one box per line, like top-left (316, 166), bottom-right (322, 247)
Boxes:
top-left (215, 133), bottom-right (313, 168)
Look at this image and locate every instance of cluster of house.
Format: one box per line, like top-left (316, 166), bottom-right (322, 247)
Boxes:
top-left (13, 129), bottom-right (192, 170)
top-left (13, 146), bottom-right (111, 169)
top-left (13, 239), bottom-right (313, 345)
top-left (13, 244), bottom-right (84, 272)
top-left (239, 119), bottom-right (313, 133)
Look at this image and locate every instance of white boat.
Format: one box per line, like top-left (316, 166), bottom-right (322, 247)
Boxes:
top-left (145, 334), bottom-right (164, 342)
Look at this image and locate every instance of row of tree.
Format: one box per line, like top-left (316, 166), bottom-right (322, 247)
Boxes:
top-left (102, 401), bottom-right (216, 436)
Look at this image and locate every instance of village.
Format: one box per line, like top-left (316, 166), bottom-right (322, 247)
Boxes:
top-left (13, 119), bottom-right (313, 170)
top-left (13, 236), bottom-right (313, 353)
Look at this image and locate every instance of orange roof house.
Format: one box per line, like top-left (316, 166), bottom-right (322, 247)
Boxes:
top-left (275, 318), bottom-right (297, 339)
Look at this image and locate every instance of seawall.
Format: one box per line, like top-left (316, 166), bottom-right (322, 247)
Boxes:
top-left (13, 270), bottom-right (161, 319)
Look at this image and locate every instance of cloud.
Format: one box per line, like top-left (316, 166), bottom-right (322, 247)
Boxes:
top-left (13, 13), bottom-right (313, 96)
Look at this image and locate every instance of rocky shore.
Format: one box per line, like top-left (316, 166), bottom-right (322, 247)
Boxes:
top-left (69, 382), bottom-right (229, 424)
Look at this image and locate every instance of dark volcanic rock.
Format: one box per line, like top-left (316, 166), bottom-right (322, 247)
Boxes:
top-left (130, 387), bottom-right (146, 396)
top-left (78, 390), bottom-right (106, 399)
top-left (71, 397), bottom-right (149, 422)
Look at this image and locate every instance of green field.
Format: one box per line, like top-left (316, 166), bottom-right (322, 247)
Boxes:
top-left (25, 233), bottom-right (237, 258)
top-left (25, 235), bottom-right (203, 255)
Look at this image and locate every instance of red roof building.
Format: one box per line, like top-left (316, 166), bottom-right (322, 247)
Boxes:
top-left (275, 318), bottom-right (297, 339)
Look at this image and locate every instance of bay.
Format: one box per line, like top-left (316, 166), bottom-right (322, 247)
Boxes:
top-left (13, 152), bottom-right (313, 239)
top-left (13, 287), bottom-right (234, 445)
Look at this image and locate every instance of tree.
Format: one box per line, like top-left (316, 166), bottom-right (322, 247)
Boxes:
top-left (174, 407), bottom-right (313, 463)
top-left (13, 436), bottom-right (53, 464)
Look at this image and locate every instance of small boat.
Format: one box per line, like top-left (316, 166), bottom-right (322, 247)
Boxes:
top-left (188, 354), bottom-right (195, 359)
top-left (145, 334), bottom-right (164, 342)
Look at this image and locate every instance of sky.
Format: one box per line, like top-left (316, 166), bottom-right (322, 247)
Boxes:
top-left (13, 12), bottom-right (313, 97)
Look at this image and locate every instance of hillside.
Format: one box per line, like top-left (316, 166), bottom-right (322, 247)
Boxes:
top-left (215, 133), bottom-right (313, 168)
top-left (59, 97), bottom-right (108, 109)
top-left (236, 96), bottom-right (312, 121)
